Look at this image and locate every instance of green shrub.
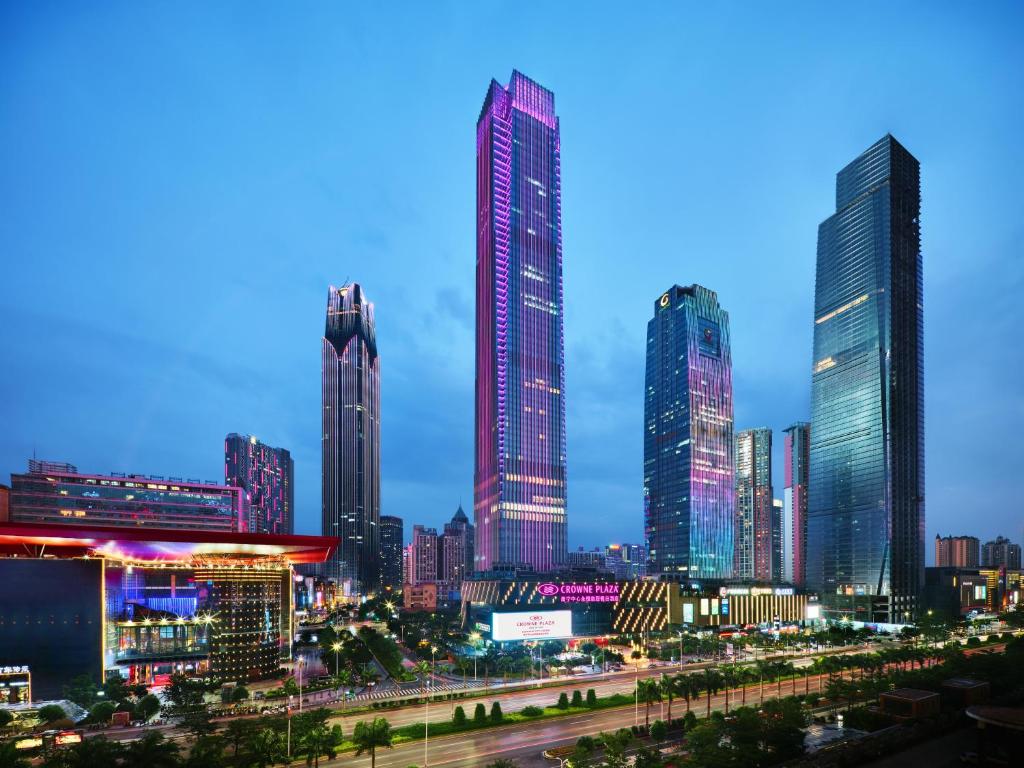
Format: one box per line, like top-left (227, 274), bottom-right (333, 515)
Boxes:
top-left (556, 692), bottom-right (569, 709)
top-left (586, 688), bottom-right (597, 707)
top-left (490, 701), bottom-right (503, 722)
top-left (650, 719), bottom-right (667, 741)
top-left (37, 704), bottom-right (67, 723)
top-left (966, 636), bottom-right (981, 647)
top-left (683, 711), bottom-right (697, 731)
top-left (520, 706), bottom-right (543, 717)
top-left (0, 709), bottom-right (13, 727)
top-left (87, 701), bottom-right (116, 724)
top-left (474, 703), bottom-right (487, 723)
top-left (571, 690), bottom-right (583, 707)
top-left (452, 706), bottom-right (466, 726)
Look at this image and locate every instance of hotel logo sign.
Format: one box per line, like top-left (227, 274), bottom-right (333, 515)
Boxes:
top-left (536, 582), bottom-right (620, 604)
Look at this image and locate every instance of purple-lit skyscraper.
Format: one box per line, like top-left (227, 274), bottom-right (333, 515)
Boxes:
top-left (475, 71), bottom-right (567, 573)
top-left (225, 433), bottom-right (294, 535)
top-left (322, 283), bottom-right (380, 595)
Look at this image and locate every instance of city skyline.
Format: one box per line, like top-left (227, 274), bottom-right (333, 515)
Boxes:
top-left (2, 4), bottom-right (1022, 554)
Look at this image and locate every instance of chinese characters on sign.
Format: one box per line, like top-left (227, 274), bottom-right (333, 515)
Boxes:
top-left (536, 582), bottom-right (620, 603)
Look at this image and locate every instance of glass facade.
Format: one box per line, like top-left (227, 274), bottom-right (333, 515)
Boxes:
top-left (10, 463), bottom-right (247, 532)
top-left (644, 285), bottom-right (734, 580)
top-left (322, 282), bottom-right (381, 595)
top-left (475, 71), bottom-right (567, 572)
top-left (225, 433), bottom-right (294, 535)
top-left (807, 135), bottom-right (924, 622)
top-left (379, 515), bottom-right (404, 593)
top-left (734, 428), bottom-right (774, 581)
top-left (783, 422), bottom-right (810, 585)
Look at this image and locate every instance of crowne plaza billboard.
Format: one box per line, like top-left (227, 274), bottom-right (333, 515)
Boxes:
top-left (491, 610), bottom-right (572, 641)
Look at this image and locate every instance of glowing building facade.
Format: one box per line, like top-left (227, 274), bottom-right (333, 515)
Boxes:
top-left (322, 283), bottom-right (381, 595)
top-left (783, 422), bottom-right (810, 585)
top-left (225, 434), bottom-right (294, 535)
top-left (807, 135), bottom-right (924, 623)
top-left (644, 285), bottom-right (734, 580)
top-left (475, 71), bottom-right (567, 572)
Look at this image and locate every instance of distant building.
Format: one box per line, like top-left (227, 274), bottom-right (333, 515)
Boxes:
top-left (567, 547), bottom-right (607, 571)
top-left (982, 536), bottom-right (1021, 570)
top-left (322, 282), bottom-right (381, 595)
top-left (403, 582), bottom-right (438, 612)
top-left (644, 285), bottom-right (735, 580)
top-left (10, 460), bottom-right (247, 532)
top-left (935, 535), bottom-right (980, 568)
top-left (734, 428), bottom-right (774, 581)
top-left (772, 499), bottom-right (783, 583)
top-left (409, 525), bottom-right (438, 585)
top-left (439, 504), bottom-right (474, 588)
top-left (0, 484), bottom-right (9, 523)
top-left (402, 544), bottom-right (412, 586)
top-left (224, 433), bottom-right (294, 534)
top-left (379, 515), bottom-right (404, 593)
top-left (783, 423), bottom-right (810, 585)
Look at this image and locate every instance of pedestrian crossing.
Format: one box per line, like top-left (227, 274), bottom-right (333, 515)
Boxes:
top-left (351, 679), bottom-right (493, 701)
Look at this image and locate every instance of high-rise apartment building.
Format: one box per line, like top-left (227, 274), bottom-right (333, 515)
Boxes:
top-left (9, 460), bottom-right (248, 532)
top-left (734, 428), bottom-right (774, 581)
top-left (322, 283), bottom-right (381, 595)
top-left (807, 135), bottom-right (924, 623)
top-left (409, 525), bottom-right (438, 586)
top-left (783, 422), bottom-right (811, 585)
top-left (934, 535), bottom-right (979, 568)
top-left (225, 434), bottom-right (294, 535)
top-left (644, 285), bottom-right (734, 579)
top-left (475, 71), bottom-right (567, 573)
top-left (439, 504), bottom-right (474, 587)
top-left (379, 515), bottom-right (404, 593)
top-left (982, 536), bottom-right (1022, 570)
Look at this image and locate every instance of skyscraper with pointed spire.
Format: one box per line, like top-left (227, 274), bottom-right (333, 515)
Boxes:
top-left (322, 282), bottom-right (380, 595)
top-left (475, 71), bottom-right (567, 572)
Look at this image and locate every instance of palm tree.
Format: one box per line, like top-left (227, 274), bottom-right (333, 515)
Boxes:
top-left (702, 668), bottom-right (722, 718)
top-left (720, 666), bottom-right (739, 714)
top-left (660, 673), bottom-right (676, 723)
top-left (302, 723), bottom-right (336, 768)
top-left (246, 728), bottom-right (287, 768)
top-left (122, 732), bottom-right (181, 768)
top-left (737, 665), bottom-right (753, 705)
top-left (678, 673), bottom-right (696, 714)
top-left (755, 660), bottom-right (772, 703)
top-left (352, 717), bottom-right (393, 768)
top-left (224, 719), bottom-right (255, 759)
top-left (413, 660), bottom-right (431, 695)
top-left (636, 678), bottom-right (661, 729)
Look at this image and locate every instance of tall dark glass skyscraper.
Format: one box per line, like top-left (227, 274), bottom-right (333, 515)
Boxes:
top-left (322, 283), bottom-right (380, 595)
top-left (783, 422), bottom-right (810, 586)
top-left (807, 135), bottom-right (924, 623)
top-left (644, 285), bottom-right (734, 580)
top-left (225, 433), bottom-right (294, 535)
top-left (475, 71), bottom-right (567, 573)
top-left (379, 515), bottom-right (404, 594)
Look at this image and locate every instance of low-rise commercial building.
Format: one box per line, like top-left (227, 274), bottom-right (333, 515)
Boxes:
top-left (461, 576), bottom-right (819, 643)
top-left (0, 522), bottom-right (336, 698)
top-left (922, 566), bottom-right (1023, 619)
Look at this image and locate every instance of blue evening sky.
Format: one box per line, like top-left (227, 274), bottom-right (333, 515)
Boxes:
top-left (2, 2), bottom-right (1022, 560)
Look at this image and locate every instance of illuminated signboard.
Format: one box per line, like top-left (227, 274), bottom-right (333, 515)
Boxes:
top-left (55, 732), bottom-right (82, 746)
top-left (492, 610), bottom-right (572, 641)
top-left (14, 737), bottom-right (43, 751)
top-left (805, 604), bottom-right (821, 620)
top-left (683, 603), bottom-right (695, 624)
top-left (536, 582), bottom-right (620, 603)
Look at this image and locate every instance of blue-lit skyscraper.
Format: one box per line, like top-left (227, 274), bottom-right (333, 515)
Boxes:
top-left (644, 285), bottom-right (734, 580)
top-left (807, 135), bottom-right (924, 623)
top-left (475, 71), bottom-right (567, 573)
